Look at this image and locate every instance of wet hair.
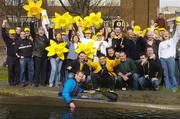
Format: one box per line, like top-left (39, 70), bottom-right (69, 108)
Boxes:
top-left (76, 71), bottom-right (85, 75)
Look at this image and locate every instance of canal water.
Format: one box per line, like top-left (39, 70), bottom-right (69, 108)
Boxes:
top-left (0, 104), bottom-right (179, 119)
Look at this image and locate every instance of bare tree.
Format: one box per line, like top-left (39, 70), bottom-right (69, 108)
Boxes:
top-left (58, 0), bottom-right (103, 17)
top-left (0, 0), bottom-right (27, 26)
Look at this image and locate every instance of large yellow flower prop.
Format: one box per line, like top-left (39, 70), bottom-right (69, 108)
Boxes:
top-left (90, 12), bottom-right (104, 28)
top-left (23, 0), bottom-right (43, 19)
top-left (84, 12), bottom-right (103, 29)
top-left (75, 42), bottom-right (97, 59)
top-left (74, 16), bottom-right (83, 26)
top-left (45, 40), bottom-right (69, 60)
top-left (52, 12), bottom-right (74, 29)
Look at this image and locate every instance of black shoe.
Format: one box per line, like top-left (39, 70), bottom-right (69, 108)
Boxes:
top-left (22, 83), bottom-right (28, 87)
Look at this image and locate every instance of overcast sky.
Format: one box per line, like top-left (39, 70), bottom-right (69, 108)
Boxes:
top-left (160, 0), bottom-right (180, 8)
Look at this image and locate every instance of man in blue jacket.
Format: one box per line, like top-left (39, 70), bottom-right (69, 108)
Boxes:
top-left (59, 71), bottom-right (86, 109)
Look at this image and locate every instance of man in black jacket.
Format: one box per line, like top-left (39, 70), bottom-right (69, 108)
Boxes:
top-left (30, 21), bottom-right (49, 87)
top-left (137, 53), bottom-right (162, 90)
top-left (66, 52), bottom-right (91, 86)
top-left (1, 20), bottom-right (19, 86)
top-left (126, 28), bottom-right (146, 61)
top-left (16, 31), bottom-right (34, 87)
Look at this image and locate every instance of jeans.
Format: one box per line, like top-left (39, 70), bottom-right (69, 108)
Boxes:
top-left (7, 56), bottom-right (19, 85)
top-left (138, 77), bottom-right (161, 90)
top-left (175, 59), bottom-right (180, 86)
top-left (160, 58), bottom-right (178, 90)
top-left (19, 58), bottom-right (34, 84)
top-left (49, 57), bottom-right (63, 85)
top-left (117, 73), bottom-right (139, 89)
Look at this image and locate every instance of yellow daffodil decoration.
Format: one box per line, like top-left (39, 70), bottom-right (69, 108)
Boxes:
top-left (84, 12), bottom-right (104, 29)
top-left (75, 42), bottom-right (97, 59)
top-left (52, 12), bottom-right (74, 30)
top-left (23, 0), bottom-right (43, 19)
top-left (45, 40), bottom-right (69, 60)
top-left (51, 11), bottom-right (103, 30)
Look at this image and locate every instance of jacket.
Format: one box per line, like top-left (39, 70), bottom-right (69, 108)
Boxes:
top-left (30, 22), bottom-right (49, 58)
top-left (86, 58), bottom-right (120, 76)
top-left (16, 38), bottom-right (33, 58)
top-left (126, 37), bottom-right (146, 60)
top-left (66, 60), bottom-right (90, 76)
top-left (1, 27), bottom-right (18, 57)
top-left (61, 78), bottom-right (83, 104)
top-left (137, 60), bottom-right (162, 79)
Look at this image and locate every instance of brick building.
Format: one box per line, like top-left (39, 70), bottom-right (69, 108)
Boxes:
top-left (0, 0), bottom-right (159, 46)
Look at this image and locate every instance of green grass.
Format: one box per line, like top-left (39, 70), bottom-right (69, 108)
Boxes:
top-left (0, 66), bottom-right (8, 80)
top-left (0, 66), bottom-right (7, 71)
top-left (0, 73), bottom-right (8, 80)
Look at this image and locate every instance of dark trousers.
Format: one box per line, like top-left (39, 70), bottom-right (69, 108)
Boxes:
top-left (91, 73), bottom-right (115, 90)
top-left (7, 56), bottom-right (19, 86)
top-left (34, 56), bottom-right (48, 85)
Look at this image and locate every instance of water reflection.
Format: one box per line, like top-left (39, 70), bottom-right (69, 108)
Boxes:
top-left (0, 104), bottom-right (180, 119)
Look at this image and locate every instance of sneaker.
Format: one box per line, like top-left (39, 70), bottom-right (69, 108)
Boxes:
top-left (95, 88), bottom-right (100, 92)
top-left (109, 90), bottom-right (114, 93)
top-left (49, 83), bottom-right (53, 88)
top-left (122, 87), bottom-right (127, 91)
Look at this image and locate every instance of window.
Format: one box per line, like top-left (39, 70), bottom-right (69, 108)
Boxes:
top-left (5, 0), bottom-right (24, 6)
top-left (47, 0), bottom-right (121, 6)
top-left (47, 0), bottom-right (70, 6)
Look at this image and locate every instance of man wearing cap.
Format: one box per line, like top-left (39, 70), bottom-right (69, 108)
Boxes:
top-left (78, 25), bottom-right (94, 45)
top-left (1, 20), bottom-right (19, 86)
top-left (93, 32), bottom-right (109, 61)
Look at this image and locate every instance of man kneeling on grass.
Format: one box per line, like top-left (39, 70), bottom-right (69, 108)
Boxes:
top-left (58, 71), bottom-right (93, 109)
top-left (137, 53), bottom-right (162, 91)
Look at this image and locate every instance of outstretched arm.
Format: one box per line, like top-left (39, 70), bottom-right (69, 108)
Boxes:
top-left (1, 20), bottom-right (9, 44)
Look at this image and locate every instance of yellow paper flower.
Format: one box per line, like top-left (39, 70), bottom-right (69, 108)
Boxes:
top-left (75, 42), bottom-right (96, 59)
top-left (45, 40), bottom-right (69, 60)
top-left (52, 12), bottom-right (74, 30)
top-left (52, 12), bottom-right (66, 29)
top-left (90, 12), bottom-right (103, 29)
top-left (23, 0), bottom-right (43, 19)
top-left (74, 16), bottom-right (83, 26)
top-left (92, 35), bottom-right (97, 41)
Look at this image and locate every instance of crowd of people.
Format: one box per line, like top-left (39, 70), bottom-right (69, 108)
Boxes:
top-left (1, 13), bottom-right (180, 95)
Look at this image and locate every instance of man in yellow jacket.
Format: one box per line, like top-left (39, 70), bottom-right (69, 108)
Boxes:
top-left (85, 54), bottom-right (120, 92)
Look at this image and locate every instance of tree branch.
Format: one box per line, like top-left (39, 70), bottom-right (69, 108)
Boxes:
top-left (59, 0), bottom-right (80, 15)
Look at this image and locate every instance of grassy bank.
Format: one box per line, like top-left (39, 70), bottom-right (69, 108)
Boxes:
top-left (0, 66), bottom-right (7, 80)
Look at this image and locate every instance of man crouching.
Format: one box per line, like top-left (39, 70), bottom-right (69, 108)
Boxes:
top-left (59, 71), bottom-right (86, 109)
